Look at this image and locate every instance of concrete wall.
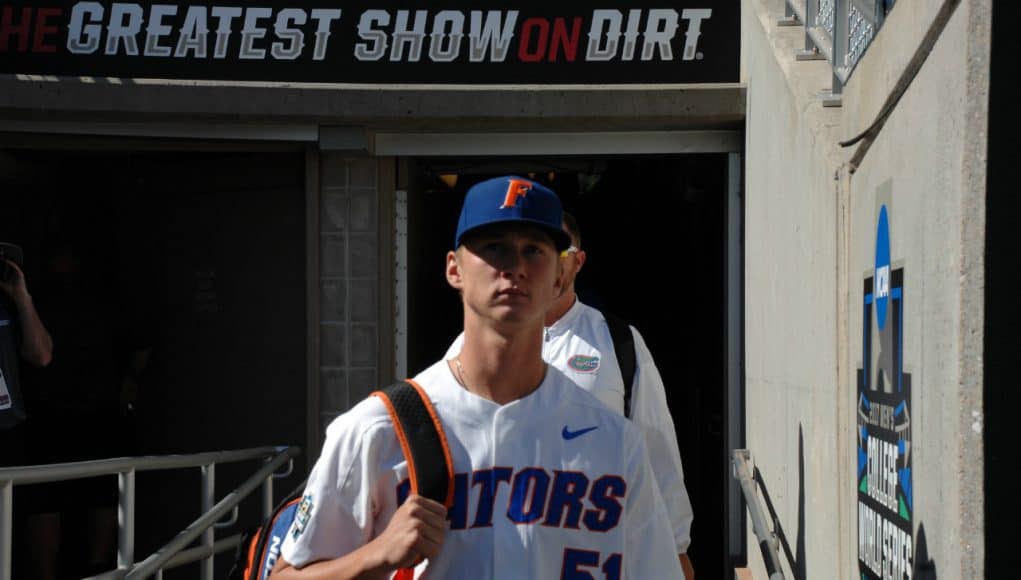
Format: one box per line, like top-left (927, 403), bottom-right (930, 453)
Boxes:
top-left (742, 0), bottom-right (847, 576)
top-left (0, 80), bottom-right (743, 133)
top-left (742, 0), bottom-right (988, 577)
top-left (843, 0), bottom-right (988, 576)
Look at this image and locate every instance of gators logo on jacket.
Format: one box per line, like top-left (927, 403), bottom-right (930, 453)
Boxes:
top-left (568, 355), bottom-right (600, 373)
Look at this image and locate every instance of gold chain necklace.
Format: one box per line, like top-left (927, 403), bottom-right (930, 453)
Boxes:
top-left (454, 356), bottom-right (547, 395)
top-left (453, 356), bottom-right (470, 390)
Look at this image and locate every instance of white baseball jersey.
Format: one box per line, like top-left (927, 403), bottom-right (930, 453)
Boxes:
top-left (281, 360), bottom-right (683, 579)
top-left (445, 299), bottom-right (694, 553)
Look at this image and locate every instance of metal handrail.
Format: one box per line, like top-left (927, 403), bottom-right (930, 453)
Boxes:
top-left (779, 0), bottom-right (806, 26)
top-left (0, 445), bottom-right (300, 580)
top-left (782, 0), bottom-right (892, 104)
top-left (731, 450), bottom-right (785, 580)
top-left (128, 447), bottom-right (298, 578)
top-left (160, 534), bottom-right (243, 572)
top-left (0, 446), bottom-right (290, 484)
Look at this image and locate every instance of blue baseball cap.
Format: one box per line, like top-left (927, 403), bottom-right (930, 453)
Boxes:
top-left (454, 176), bottom-right (572, 251)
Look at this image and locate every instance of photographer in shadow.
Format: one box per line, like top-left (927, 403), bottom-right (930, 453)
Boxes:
top-left (0, 242), bottom-right (53, 465)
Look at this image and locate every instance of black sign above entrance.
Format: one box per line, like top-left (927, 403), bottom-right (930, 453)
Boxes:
top-left (0, 1), bottom-right (738, 84)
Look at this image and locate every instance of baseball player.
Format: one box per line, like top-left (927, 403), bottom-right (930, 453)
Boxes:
top-left (444, 211), bottom-right (696, 578)
top-left (272, 176), bottom-right (684, 579)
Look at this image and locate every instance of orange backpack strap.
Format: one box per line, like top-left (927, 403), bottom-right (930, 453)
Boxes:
top-left (372, 380), bottom-right (455, 580)
top-left (371, 380), bottom-right (455, 508)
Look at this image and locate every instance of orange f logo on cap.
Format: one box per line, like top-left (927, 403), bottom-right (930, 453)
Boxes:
top-left (501, 178), bottom-right (533, 208)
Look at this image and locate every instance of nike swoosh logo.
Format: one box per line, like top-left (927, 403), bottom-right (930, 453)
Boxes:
top-left (562, 425), bottom-right (598, 440)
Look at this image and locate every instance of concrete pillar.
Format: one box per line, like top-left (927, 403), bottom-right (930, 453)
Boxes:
top-left (317, 155), bottom-right (384, 434)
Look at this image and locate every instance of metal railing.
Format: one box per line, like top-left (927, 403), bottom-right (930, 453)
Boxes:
top-left (731, 450), bottom-right (785, 580)
top-left (0, 445), bottom-right (301, 580)
top-left (779, 0), bottom-right (894, 105)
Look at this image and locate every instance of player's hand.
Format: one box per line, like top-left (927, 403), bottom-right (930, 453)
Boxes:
top-left (368, 494), bottom-right (448, 571)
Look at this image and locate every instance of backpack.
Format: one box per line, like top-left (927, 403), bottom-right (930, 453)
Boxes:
top-left (601, 311), bottom-right (637, 419)
top-left (230, 379), bottom-right (454, 580)
top-left (230, 480), bottom-right (306, 580)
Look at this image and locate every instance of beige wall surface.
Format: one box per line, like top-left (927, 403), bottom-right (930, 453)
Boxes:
top-left (742, 0), bottom-right (988, 577)
top-left (742, 0), bottom-right (847, 576)
top-left (845, 0), bottom-right (988, 576)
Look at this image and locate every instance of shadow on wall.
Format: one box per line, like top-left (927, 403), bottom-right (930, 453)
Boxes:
top-left (751, 425), bottom-right (807, 580)
top-left (915, 523), bottom-right (937, 579)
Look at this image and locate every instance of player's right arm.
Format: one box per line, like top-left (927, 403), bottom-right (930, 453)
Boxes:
top-left (270, 494), bottom-right (447, 580)
top-left (622, 426), bottom-right (686, 579)
top-left (274, 398), bottom-right (450, 579)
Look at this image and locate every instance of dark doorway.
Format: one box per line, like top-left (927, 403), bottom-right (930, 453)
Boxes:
top-left (1, 149), bottom-right (307, 577)
top-left (405, 155), bottom-right (731, 579)
top-left (985, 0), bottom-right (1021, 574)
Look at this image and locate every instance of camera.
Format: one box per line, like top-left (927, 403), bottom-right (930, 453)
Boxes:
top-left (0, 242), bottom-right (24, 283)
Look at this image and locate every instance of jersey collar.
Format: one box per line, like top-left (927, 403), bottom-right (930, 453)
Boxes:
top-left (545, 296), bottom-right (584, 338)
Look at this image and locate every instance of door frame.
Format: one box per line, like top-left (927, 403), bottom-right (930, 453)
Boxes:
top-left (386, 130), bottom-right (746, 574)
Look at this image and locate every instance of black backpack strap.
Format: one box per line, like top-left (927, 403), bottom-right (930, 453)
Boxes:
top-left (372, 380), bottom-right (455, 508)
top-left (602, 311), bottom-right (637, 419)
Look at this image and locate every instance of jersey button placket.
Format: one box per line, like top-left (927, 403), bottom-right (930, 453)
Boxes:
top-left (490, 406), bottom-right (519, 580)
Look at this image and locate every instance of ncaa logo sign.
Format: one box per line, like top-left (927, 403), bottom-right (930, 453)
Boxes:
top-left (874, 205), bottom-right (891, 331)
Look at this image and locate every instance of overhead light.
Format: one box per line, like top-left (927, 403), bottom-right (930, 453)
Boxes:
top-left (439, 174), bottom-right (457, 188)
